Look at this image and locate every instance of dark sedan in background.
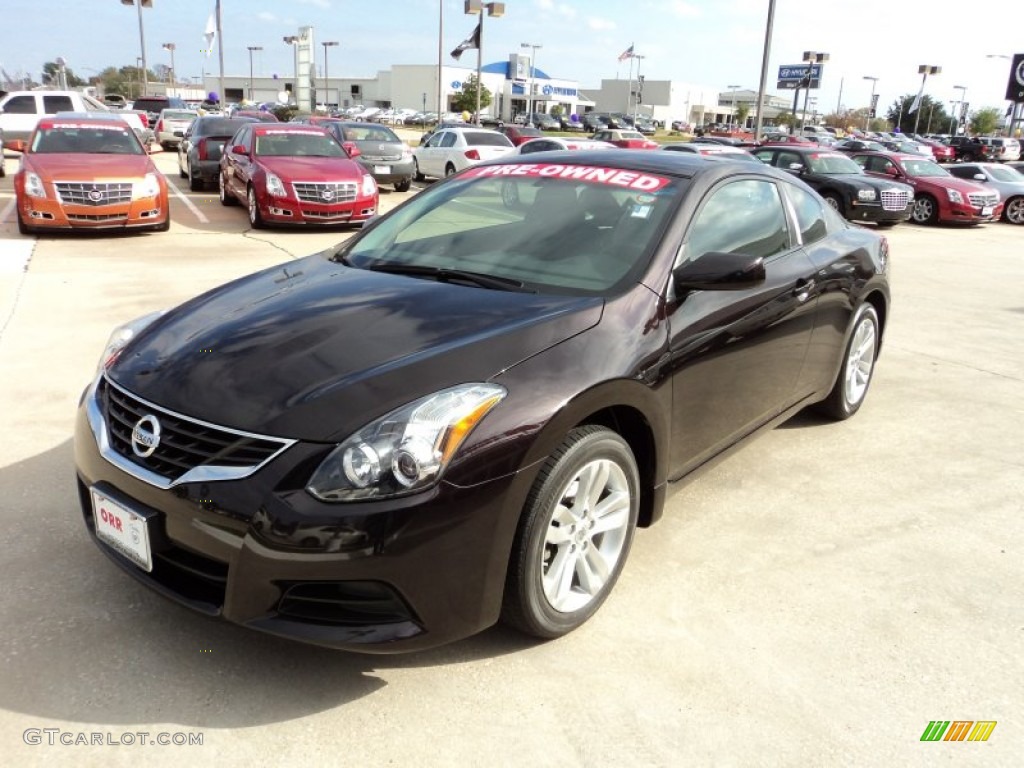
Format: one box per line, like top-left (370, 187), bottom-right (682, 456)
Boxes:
top-left (315, 121), bottom-right (415, 192)
top-left (76, 151), bottom-right (890, 652)
top-left (178, 115), bottom-right (257, 190)
top-left (754, 145), bottom-right (914, 226)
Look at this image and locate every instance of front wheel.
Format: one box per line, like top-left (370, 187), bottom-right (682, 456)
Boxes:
top-left (911, 194), bottom-right (938, 225)
top-left (817, 303), bottom-right (880, 421)
top-left (1003, 196), bottom-right (1024, 225)
top-left (219, 172), bottom-right (236, 206)
top-left (502, 426), bottom-right (639, 639)
top-left (822, 192), bottom-right (844, 217)
top-left (247, 185), bottom-right (264, 229)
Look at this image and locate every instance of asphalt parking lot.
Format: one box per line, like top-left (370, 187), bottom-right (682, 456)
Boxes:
top-left (0, 149), bottom-right (1021, 767)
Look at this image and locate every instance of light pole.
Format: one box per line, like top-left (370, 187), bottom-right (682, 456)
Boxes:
top-left (912, 64), bottom-right (941, 134)
top-left (752, 0), bottom-right (777, 140)
top-left (322, 41), bottom-right (338, 110)
top-left (121, 0), bottom-right (153, 97)
top-left (800, 51), bottom-right (829, 131)
top-left (951, 85), bottom-right (967, 135)
top-left (135, 56), bottom-right (143, 100)
top-left (247, 46), bottom-right (262, 102)
top-left (521, 42), bottom-right (541, 125)
top-left (464, 1), bottom-right (505, 125)
top-left (283, 36), bottom-right (299, 106)
top-left (862, 75), bottom-right (878, 132)
top-left (632, 55), bottom-right (646, 121)
top-left (727, 85), bottom-right (740, 130)
top-left (162, 43), bottom-right (175, 92)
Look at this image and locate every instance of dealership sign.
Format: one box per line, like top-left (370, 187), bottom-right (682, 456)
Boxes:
top-left (777, 64), bottom-right (822, 90)
top-left (1006, 53), bottom-right (1024, 102)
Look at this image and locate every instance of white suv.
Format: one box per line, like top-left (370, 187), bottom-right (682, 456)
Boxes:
top-left (976, 137), bottom-right (1021, 162)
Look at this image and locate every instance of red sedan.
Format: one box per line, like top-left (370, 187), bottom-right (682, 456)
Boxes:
top-left (219, 124), bottom-right (377, 228)
top-left (498, 125), bottom-right (543, 146)
top-left (591, 128), bottom-right (659, 150)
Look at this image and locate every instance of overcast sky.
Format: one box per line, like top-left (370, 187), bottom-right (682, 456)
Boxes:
top-left (2, 0), bottom-right (1020, 118)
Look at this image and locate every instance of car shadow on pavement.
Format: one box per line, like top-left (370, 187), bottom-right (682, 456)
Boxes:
top-left (0, 439), bottom-right (539, 728)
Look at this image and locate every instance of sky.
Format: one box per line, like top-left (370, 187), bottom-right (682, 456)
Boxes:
top-left (2, 0), bottom-right (1021, 120)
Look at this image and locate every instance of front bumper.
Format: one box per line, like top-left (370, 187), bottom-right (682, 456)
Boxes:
top-left (19, 193), bottom-right (167, 230)
top-left (73, 378), bottom-right (527, 652)
top-left (942, 200), bottom-right (1004, 223)
top-left (847, 199), bottom-right (914, 223)
top-left (259, 193), bottom-right (378, 226)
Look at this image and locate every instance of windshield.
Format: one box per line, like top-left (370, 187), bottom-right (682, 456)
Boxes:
top-left (338, 124), bottom-right (400, 143)
top-left (806, 153), bottom-right (863, 174)
top-left (254, 131), bottom-right (344, 157)
top-left (334, 162), bottom-right (686, 296)
top-left (900, 158), bottom-right (948, 177)
top-left (986, 165), bottom-right (1023, 182)
top-left (31, 123), bottom-right (143, 155)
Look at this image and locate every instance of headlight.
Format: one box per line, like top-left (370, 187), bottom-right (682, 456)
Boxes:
top-left (361, 173), bottom-right (377, 198)
top-left (306, 383), bottom-right (507, 502)
top-left (265, 172), bottom-right (286, 197)
top-left (97, 310), bottom-right (166, 373)
top-left (133, 172), bottom-right (160, 199)
top-left (857, 189), bottom-right (877, 201)
top-left (947, 188), bottom-right (964, 204)
top-left (25, 172), bottom-right (46, 199)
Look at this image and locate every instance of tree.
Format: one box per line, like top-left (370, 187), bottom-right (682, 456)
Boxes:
top-left (736, 102), bottom-right (750, 129)
top-left (42, 60), bottom-right (86, 88)
top-left (968, 107), bottom-right (1000, 136)
top-left (96, 64), bottom-right (156, 100)
top-left (451, 74), bottom-right (492, 114)
top-left (885, 94), bottom-right (949, 134)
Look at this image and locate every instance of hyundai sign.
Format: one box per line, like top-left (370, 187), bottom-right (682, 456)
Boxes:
top-left (777, 64), bottom-right (822, 90)
top-left (1006, 53), bottom-right (1024, 102)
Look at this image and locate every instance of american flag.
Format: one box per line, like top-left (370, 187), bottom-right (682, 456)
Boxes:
top-left (618, 44), bottom-right (634, 62)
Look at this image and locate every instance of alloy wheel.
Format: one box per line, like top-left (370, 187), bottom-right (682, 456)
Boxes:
top-left (1005, 198), bottom-right (1024, 225)
top-left (844, 313), bottom-right (877, 407)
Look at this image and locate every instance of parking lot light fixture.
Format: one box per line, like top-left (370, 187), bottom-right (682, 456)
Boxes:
top-left (862, 75), bottom-right (879, 133)
top-left (121, 0), bottom-right (153, 97)
top-left (247, 46), bottom-right (262, 102)
top-left (913, 65), bottom-right (941, 134)
top-left (464, 1), bottom-right (505, 125)
top-left (799, 51), bottom-right (829, 131)
top-left (162, 43), bottom-right (175, 90)
top-left (521, 42), bottom-right (541, 126)
top-left (322, 41), bottom-right (339, 111)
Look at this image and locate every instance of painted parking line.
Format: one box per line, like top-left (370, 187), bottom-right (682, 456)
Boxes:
top-left (0, 198), bottom-right (15, 225)
top-left (164, 177), bottom-right (210, 224)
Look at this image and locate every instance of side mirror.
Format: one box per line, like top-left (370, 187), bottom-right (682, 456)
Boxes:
top-left (673, 251), bottom-right (766, 292)
top-left (973, 173), bottom-right (987, 181)
top-left (787, 162), bottom-right (805, 172)
top-left (884, 166), bottom-right (899, 177)
top-left (342, 141), bottom-right (361, 159)
top-left (231, 144), bottom-right (248, 156)
top-left (6, 139), bottom-right (27, 153)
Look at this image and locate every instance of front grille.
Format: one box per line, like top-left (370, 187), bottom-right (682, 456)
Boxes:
top-left (276, 581), bottom-right (417, 626)
top-left (880, 189), bottom-right (911, 211)
top-left (67, 213), bottom-right (128, 223)
top-left (300, 208), bottom-right (353, 220)
top-left (99, 377), bottom-right (291, 484)
top-left (967, 192), bottom-right (998, 208)
top-left (292, 181), bottom-right (358, 204)
top-left (152, 545), bottom-right (229, 612)
top-left (55, 181), bottom-right (133, 206)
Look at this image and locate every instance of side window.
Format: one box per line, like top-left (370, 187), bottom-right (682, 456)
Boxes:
top-left (440, 132), bottom-right (458, 148)
top-left (233, 127), bottom-right (251, 151)
top-left (753, 150), bottom-right (775, 165)
top-left (786, 184), bottom-right (829, 245)
top-left (43, 95), bottom-right (75, 114)
top-left (686, 180), bottom-right (791, 261)
top-left (947, 166), bottom-right (973, 179)
top-left (777, 151), bottom-right (802, 169)
top-left (425, 132), bottom-right (444, 148)
top-left (851, 155), bottom-right (869, 169)
top-left (3, 95), bottom-right (37, 114)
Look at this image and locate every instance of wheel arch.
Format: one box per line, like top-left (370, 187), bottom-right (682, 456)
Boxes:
top-left (862, 289), bottom-right (888, 351)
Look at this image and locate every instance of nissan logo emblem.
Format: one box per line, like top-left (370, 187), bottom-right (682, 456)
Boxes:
top-left (131, 414), bottom-right (162, 458)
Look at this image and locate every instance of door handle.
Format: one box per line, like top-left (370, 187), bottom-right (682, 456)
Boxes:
top-left (793, 278), bottom-right (815, 302)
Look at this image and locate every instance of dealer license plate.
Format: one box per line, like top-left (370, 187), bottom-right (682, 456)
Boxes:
top-left (90, 488), bottom-right (153, 572)
top-left (373, 165), bottom-right (391, 174)
top-left (981, 206), bottom-right (993, 216)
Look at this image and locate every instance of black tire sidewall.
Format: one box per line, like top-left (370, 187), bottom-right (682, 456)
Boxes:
top-left (507, 426), bottom-right (639, 638)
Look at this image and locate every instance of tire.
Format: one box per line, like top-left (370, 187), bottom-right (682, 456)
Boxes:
top-left (1003, 196), bottom-right (1024, 225)
top-left (188, 164), bottom-right (203, 191)
top-left (178, 159), bottom-right (187, 179)
top-left (444, 163), bottom-right (457, 178)
top-left (394, 178), bottom-right (411, 192)
top-left (247, 185), bottom-right (264, 229)
top-left (153, 213), bottom-right (170, 232)
top-left (822, 192), bottom-right (844, 216)
top-left (502, 425), bottom-right (640, 639)
top-left (0, 159), bottom-right (6, 178)
top-left (413, 159), bottom-right (425, 182)
top-left (911, 194), bottom-right (938, 225)
top-left (17, 209), bottom-right (35, 236)
top-left (817, 303), bottom-right (880, 421)
top-left (219, 172), bottom-right (236, 206)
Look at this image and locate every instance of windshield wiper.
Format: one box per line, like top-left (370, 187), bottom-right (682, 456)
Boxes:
top-left (368, 262), bottom-right (534, 292)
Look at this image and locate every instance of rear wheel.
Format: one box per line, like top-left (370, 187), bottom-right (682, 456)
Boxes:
top-left (1003, 196), bottom-right (1024, 225)
top-left (911, 194), bottom-right (938, 225)
top-left (219, 172), bottom-right (236, 206)
top-left (502, 426), bottom-right (639, 639)
top-left (444, 163), bottom-right (457, 178)
top-left (413, 159), bottom-right (425, 182)
top-left (394, 178), bottom-right (411, 192)
top-left (178, 158), bottom-right (187, 179)
top-left (817, 303), bottom-right (880, 421)
top-left (247, 185), bottom-right (264, 229)
top-left (188, 163), bottom-right (203, 191)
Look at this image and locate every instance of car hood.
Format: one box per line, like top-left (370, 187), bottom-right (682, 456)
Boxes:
top-left (28, 153), bottom-right (153, 179)
top-left (109, 253), bottom-right (603, 441)
top-left (257, 155), bottom-right (364, 180)
top-left (818, 173), bottom-right (911, 193)
top-left (910, 175), bottom-right (988, 195)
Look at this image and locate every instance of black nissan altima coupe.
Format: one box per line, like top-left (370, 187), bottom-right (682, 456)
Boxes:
top-left (75, 150), bottom-right (890, 652)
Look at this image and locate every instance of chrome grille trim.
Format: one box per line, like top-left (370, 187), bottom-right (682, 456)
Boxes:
top-left (67, 213), bottom-right (129, 223)
top-left (87, 375), bottom-right (296, 490)
top-left (967, 192), bottom-right (998, 208)
top-left (292, 181), bottom-right (358, 204)
top-left (880, 189), bottom-right (911, 212)
top-left (55, 181), bottom-right (133, 206)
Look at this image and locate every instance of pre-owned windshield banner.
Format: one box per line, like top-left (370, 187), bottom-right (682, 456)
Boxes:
top-left (461, 163), bottom-right (670, 191)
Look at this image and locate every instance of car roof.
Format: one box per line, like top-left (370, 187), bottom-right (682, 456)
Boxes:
top-left (252, 124), bottom-right (329, 135)
top-left (48, 112), bottom-right (131, 126)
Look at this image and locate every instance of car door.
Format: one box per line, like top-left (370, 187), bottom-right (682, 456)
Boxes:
top-left (0, 94), bottom-right (41, 141)
top-left (224, 125), bottom-right (253, 200)
top-left (419, 130), bottom-right (448, 177)
top-left (665, 177), bottom-right (819, 478)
